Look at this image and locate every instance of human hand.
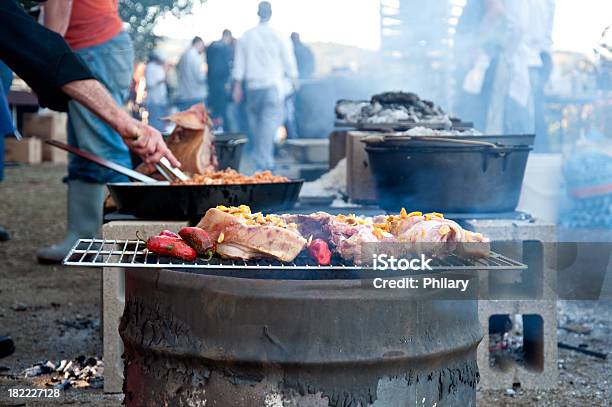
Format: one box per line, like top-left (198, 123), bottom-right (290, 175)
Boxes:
top-left (120, 119), bottom-right (180, 169)
top-left (232, 82), bottom-right (243, 104)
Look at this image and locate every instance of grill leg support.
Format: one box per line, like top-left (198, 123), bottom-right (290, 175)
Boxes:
top-left (102, 221), bottom-right (188, 394)
top-left (466, 219), bottom-right (558, 390)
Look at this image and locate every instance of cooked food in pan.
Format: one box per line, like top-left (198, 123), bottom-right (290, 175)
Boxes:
top-left (172, 169), bottom-right (289, 185)
top-left (144, 206), bottom-right (490, 266)
top-left (139, 104), bottom-right (289, 184)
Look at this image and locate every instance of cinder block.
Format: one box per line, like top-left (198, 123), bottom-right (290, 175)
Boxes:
top-left (466, 219), bottom-right (558, 390)
top-left (477, 300), bottom-right (558, 390)
top-left (102, 221), bottom-right (187, 394)
top-left (467, 219), bottom-right (557, 300)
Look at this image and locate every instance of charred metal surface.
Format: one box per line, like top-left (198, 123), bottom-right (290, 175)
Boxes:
top-left (120, 268), bottom-right (482, 406)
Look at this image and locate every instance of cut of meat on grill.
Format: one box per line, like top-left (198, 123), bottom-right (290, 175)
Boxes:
top-left (280, 212), bottom-right (335, 241)
top-left (282, 209), bottom-right (490, 264)
top-left (164, 103), bottom-right (218, 175)
top-left (456, 230), bottom-right (491, 259)
top-left (398, 217), bottom-right (465, 258)
top-left (194, 206), bottom-right (489, 265)
top-left (196, 206), bottom-right (306, 262)
top-left (387, 212), bottom-right (426, 235)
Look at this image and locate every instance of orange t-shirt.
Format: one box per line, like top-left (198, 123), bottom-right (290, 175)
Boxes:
top-left (64, 0), bottom-right (123, 50)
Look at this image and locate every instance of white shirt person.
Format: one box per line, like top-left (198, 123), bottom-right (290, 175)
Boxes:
top-left (231, 2), bottom-right (298, 172)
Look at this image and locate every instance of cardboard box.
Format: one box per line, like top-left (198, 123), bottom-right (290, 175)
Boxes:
top-left (5, 137), bottom-right (43, 164)
top-left (346, 131), bottom-right (377, 204)
top-left (22, 112), bottom-right (68, 163)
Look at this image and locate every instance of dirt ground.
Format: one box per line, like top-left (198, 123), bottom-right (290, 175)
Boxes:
top-left (0, 164), bottom-right (610, 407)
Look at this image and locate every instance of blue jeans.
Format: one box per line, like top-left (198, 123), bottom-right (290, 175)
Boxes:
top-left (0, 62), bottom-right (13, 183)
top-left (245, 87), bottom-right (283, 171)
top-left (67, 31), bottom-right (134, 183)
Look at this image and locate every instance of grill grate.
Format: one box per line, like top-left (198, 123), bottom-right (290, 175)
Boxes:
top-left (63, 239), bottom-right (527, 271)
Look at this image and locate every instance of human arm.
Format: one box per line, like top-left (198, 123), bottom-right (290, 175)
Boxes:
top-left (0, 0), bottom-right (93, 111)
top-left (43, 0), bottom-right (73, 36)
top-left (61, 79), bottom-right (179, 167)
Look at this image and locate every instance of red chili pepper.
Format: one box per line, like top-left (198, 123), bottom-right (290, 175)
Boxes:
top-left (178, 227), bottom-right (215, 256)
top-left (158, 230), bottom-right (180, 238)
top-left (308, 239), bottom-right (332, 266)
top-left (146, 235), bottom-right (196, 261)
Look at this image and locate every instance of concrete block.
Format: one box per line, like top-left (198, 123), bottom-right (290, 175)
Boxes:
top-left (467, 219), bottom-right (557, 300)
top-left (464, 218), bottom-right (555, 241)
top-left (477, 300), bottom-right (558, 390)
top-left (466, 219), bottom-right (558, 390)
top-left (102, 221), bottom-right (187, 393)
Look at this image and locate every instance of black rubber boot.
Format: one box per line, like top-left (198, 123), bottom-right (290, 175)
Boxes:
top-left (0, 336), bottom-right (15, 359)
top-left (0, 227), bottom-right (10, 242)
top-left (37, 180), bottom-right (105, 264)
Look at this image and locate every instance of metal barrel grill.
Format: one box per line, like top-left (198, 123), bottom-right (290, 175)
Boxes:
top-left (66, 240), bottom-right (526, 407)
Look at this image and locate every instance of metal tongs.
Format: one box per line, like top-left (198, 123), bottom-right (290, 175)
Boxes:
top-left (154, 157), bottom-right (190, 183)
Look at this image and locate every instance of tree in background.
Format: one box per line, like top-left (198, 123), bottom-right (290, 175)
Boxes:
top-left (119, 0), bottom-right (206, 61)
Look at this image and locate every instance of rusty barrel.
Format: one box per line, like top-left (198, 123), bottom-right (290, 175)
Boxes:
top-left (120, 268), bottom-right (482, 406)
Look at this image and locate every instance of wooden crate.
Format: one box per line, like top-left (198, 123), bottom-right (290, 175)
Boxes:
top-left (5, 137), bottom-right (43, 164)
top-left (328, 130), bottom-right (348, 169)
top-left (22, 112), bottom-right (68, 163)
top-left (346, 131), bottom-right (377, 204)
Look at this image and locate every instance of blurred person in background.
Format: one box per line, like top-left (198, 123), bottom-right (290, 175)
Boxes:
top-left (144, 50), bottom-right (169, 132)
top-left (175, 36), bottom-right (208, 112)
top-left (232, 1), bottom-right (298, 171)
top-left (280, 32), bottom-right (315, 140)
top-left (455, 0), bottom-right (555, 140)
top-left (206, 29), bottom-right (235, 129)
top-left (37, 0), bottom-right (158, 263)
top-left (291, 32), bottom-right (315, 80)
top-left (285, 32), bottom-right (315, 139)
top-left (525, 0), bottom-right (555, 152)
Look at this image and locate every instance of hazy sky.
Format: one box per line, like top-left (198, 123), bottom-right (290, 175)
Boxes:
top-left (156, 0), bottom-right (611, 56)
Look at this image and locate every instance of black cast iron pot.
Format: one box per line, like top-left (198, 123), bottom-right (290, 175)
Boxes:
top-left (364, 135), bottom-right (534, 213)
top-left (214, 133), bottom-right (247, 170)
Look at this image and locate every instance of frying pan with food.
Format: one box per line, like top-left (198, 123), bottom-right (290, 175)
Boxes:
top-left (47, 140), bottom-right (303, 220)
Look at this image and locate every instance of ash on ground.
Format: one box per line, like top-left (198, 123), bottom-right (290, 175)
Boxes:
top-left (23, 355), bottom-right (104, 390)
top-left (489, 332), bottom-right (527, 369)
top-left (488, 314), bottom-right (527, 370)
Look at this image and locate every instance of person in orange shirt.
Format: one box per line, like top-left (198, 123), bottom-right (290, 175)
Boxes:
top-left (39, 0), bottom-right (137, 263)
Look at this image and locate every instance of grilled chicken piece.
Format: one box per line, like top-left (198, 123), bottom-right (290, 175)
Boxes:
top-left (197, 208), bottom-right (306, 262)
top-left (388, 214), bottom-right (426, 236)
top-left (165, 104), bottom-right (218, 175)
top-left (334, 226), bottom-right (383, 265)
top-left (397, 218), bottom-right (465, 258)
